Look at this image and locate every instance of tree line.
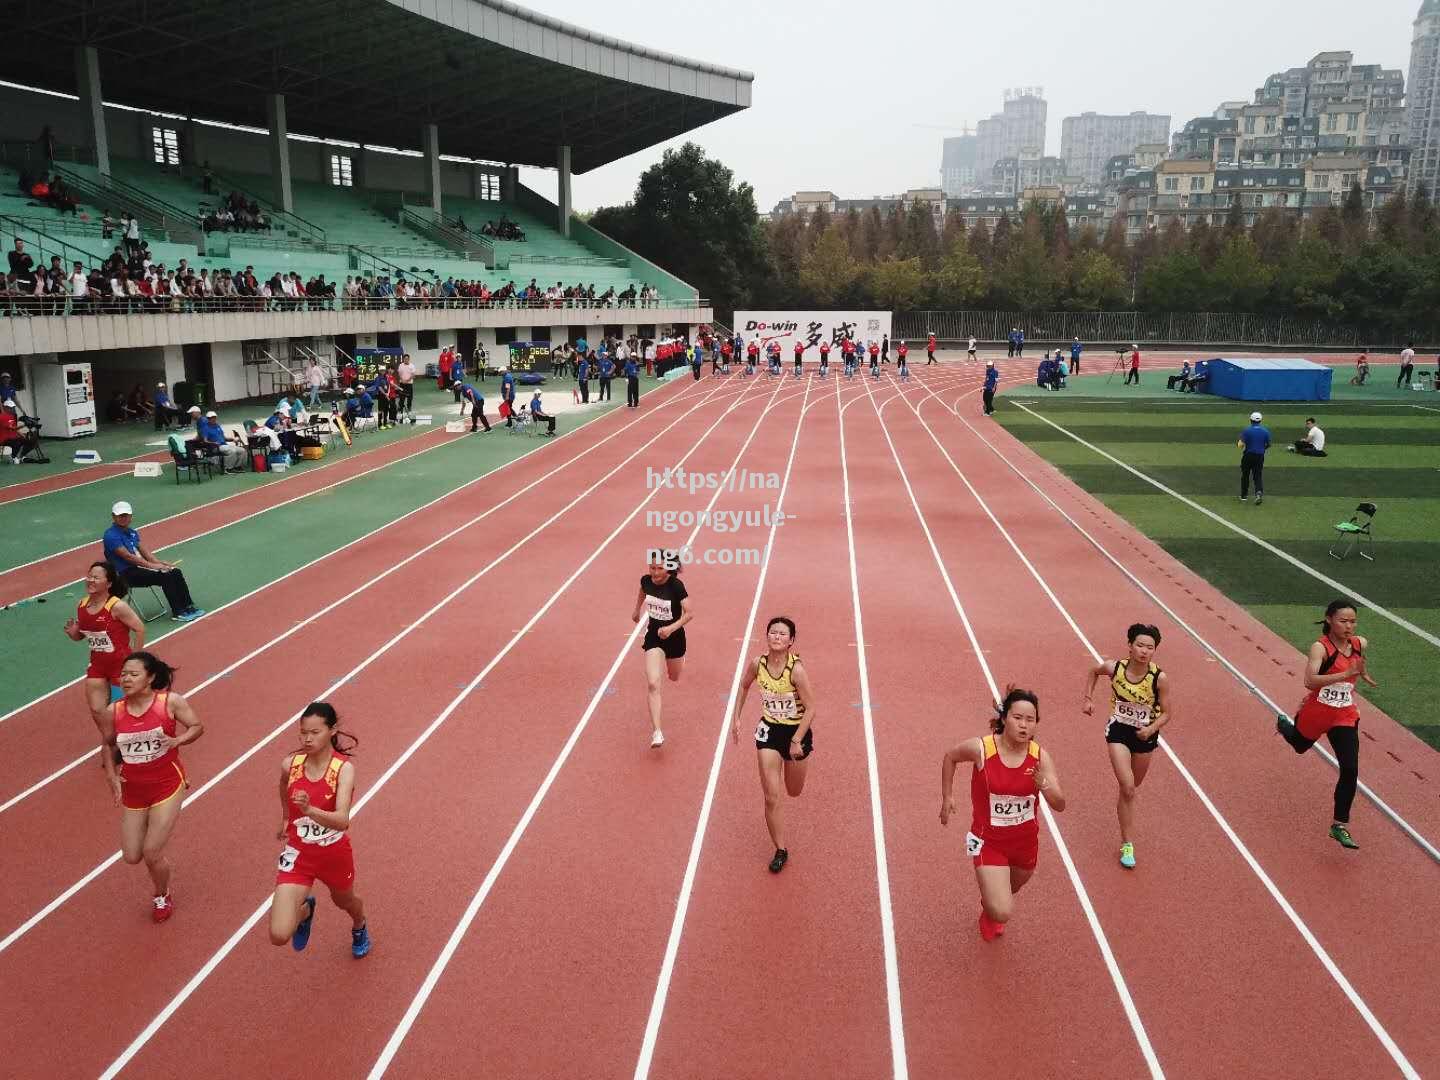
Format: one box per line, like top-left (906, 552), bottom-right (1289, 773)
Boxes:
top-left (588, 143), bottom-right (1440, 336)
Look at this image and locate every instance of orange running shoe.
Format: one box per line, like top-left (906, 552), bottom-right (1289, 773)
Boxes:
top-left (978, 910), bottom-right (1004, 941)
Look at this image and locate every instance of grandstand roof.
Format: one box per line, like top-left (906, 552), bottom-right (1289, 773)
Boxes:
top-left (8, 0), bottom-right (753, 174)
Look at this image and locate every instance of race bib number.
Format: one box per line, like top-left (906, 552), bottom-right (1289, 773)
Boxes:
top-left (293, 816), bottom-right (342, 846)
top-left (760, 690), bottom-right (798, 721)
top-left (989, 794), bottom-right (1036, 828)
top-left (277, 845), bottom-right (299, 873)
top-left (1318, 683), bottom-right (1354, 708)
top-left (754, 720), bottom-right (771, 744)
top-left (644, 595), bottom-right (672, 622)
top-left (965, 832), bottom-right (984, 857)
top-left (84, 630), bottom-right (114, 653)
top-left (1110, 700), bottom-right (1151, 728)
top-left (116, 727), bottom-right (167, 765)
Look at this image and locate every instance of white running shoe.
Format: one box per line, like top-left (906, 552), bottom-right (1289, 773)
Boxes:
top-left (650, 730), bottom-right (665, 749)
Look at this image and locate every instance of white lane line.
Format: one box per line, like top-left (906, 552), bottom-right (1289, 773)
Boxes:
top-left (0, 383), bottom-right (738, 813)
top-left (864, 377), bottom-right (1163, 1080)
top-left (945, 402), bottom-right (1440, 867)
top-left (835, 374), bottom-right (910, 1080)
top-left (99, 374), bottom-right (790, 1079)
top-left (0, 464), bottom-right (153, 506)
top-left (369, 381), bottom-right (806, 1080)
top-left (0, 378), bottom-right (712, 728)
top-left (0, 449), bottom-right (171, 506)
top-left (909, 388), bottom-right (1420, 1079)
top-left (0, 378), bottom-right (747, 958)
top-left (1010, 401), bottom-right (1440, 652)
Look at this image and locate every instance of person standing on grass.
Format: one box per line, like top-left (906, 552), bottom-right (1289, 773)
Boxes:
top-left (269, 702), bottom-right (371, 958)
top-left (107, 651), bottom-right (204, 924)
top-left (1070, 336), bottom-right (1082, 374)
top-left (982, 359), bottom-right (999, 415)
top-left (577, 352), bottom-right (590, 404)
top-left (1237, 411), bottom-right (1270, 504)
top-left (940, 686), bottom-right (1066, 941)
top-left (624, 352), bottom-right (640, 408)
top-left (1276, 599), bottom-right (1376, 850)
top-left (731, 616), bottom-right (817, 874)
top-left (1397, 342), bottom-right (1415, 389)
top-left (1125, 345), bottom-right (1141, 385)
top-left (632, 554), bottom-right (691, 749)
top-left (396, 353), bottom-right (415, 419)
top-left (599, 351), bottom-right (615, 401)
top-left (65, 561), bottom-right (143, 734)
top-left (1083, 624), bottom-right (1171, 870)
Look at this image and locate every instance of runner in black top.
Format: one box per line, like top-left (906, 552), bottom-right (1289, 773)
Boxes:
top-left (632, 555), bottom-right (692, 748)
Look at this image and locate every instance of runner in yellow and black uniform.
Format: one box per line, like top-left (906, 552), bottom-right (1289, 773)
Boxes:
top-left (1083, 623), bottom-right (1173, 870)
top-left (731, 616), bottom-right (816, 873)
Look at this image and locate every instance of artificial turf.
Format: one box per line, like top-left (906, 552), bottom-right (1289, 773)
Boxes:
top-left (997, 372), bottom-right (1440, 749)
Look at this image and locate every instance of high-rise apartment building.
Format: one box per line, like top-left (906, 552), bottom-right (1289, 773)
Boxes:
top-left (1256, 51), bottom-right (1404, 118)
top-left (940, 135), bottom-right (978, 197)
top-left (1409, 0), bottom-right (1440, 194)
top-left (1060, 111), bottom-right (1171, 185)
top-left (974, 89), bottom-right (1047, 184)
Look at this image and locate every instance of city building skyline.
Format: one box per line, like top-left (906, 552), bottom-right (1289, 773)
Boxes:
top-left (1408, 0), bottom-right (1440, 194)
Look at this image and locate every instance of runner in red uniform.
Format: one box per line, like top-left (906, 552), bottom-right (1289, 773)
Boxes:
top-left (64, 561), bottom-right (144, 735)
top-left (926, 332), bottom-right (937, 365)
top-left (269, 702), bottom-right (371, 957)
top-left (106, 652), bottom-right (203, 922)
top-left (1277, 598), bottom-right (1377, 850)
top-left (941, 687), bottom-right (1066, 940)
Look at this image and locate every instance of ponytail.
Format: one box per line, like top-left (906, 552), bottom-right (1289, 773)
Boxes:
top-left (89, 560), bottom-right (128, 599)
top-left (125, 650), bottom-right (174, 690)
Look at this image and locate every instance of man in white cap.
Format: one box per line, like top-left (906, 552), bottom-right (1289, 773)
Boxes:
top-left (198, 409), bottom-right (246, 471)
top-left (1237, 411), bottom-right (1271, 504)
top-left (153, 382), bottom-right (181, 430)
top-left (982, 358), bottom-right (999, 415)
top-left (102, 501), bottom-right (203, 621)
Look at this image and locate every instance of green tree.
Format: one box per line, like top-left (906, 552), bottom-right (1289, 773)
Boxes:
top-left (899, 202), bottom-right (941, 269)
top-left (1209, 234), bottom-right (1274, 310)
top-left (800, 224), bottom-right (864, 307)
top-left (991, 212), bottom-right (1013, 259)
top-left (1272, 234), bottom-right (1344, 319)
top-left (1066, 250), bottom-right (1128, 310)
top-left (932, 237), bottom-right (986, 308)
top-left (1138, 250), bottom-right (1209, 310)
top-left (994, 231), bottom-right (1063, 310)
top-left (1375, 187), bottom-right (1409, 250)
top-left (588, 142), bottom-right (767, 318)
top-left (869, 256), bottom-right (926, 310)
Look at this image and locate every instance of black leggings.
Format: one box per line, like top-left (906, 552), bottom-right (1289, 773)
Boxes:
top-left (1280, 722), bottom-right (1360, 823)
top-left (399, 384), bottom-right (413, 413)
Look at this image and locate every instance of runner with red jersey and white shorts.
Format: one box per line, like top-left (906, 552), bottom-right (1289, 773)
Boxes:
top-left (1277, 598), bottom-right (1377, 850)
top-left (941, 687), bottom-right (1066, 941)
top-left (269, 702), bottom-right (371, 957)
top-left (64, 561), bottom-right (144, 736)
top-left (106, 652), bottom-right (203, 923)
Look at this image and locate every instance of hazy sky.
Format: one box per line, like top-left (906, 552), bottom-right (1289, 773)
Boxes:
top-left (515, 0), bottom-right (1418, 213)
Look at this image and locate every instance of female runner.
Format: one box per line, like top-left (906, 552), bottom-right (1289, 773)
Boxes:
top-left (64, 561), bottom-right (144, 732)
top-left (730, 616), bottom-right (816, 873)
top-left (1083, 623), bottom-right (1171, 869)
top-left (941, 686), bottom-right (1065, 940)
top-left (106, 652), bottom-right (203, 922)
top-left (632, 553), bottom-right (692, 748)
top-left (1276, 598), bottom-right (1376, 850)
top-left (269, 702), bottom-right (371, 957)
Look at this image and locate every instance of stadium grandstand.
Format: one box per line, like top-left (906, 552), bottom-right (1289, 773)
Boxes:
top-left (0, 0), bottom-right (751, 417)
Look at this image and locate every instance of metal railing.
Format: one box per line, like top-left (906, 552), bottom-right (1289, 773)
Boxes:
top-left (895, 310), bottom-right (1439, 351)
top-left (1, 293), bottom-right (711, 318)
top-left (397, 207), bottom-right (494, 266)
top-left (1, 214), bottom-right (109, 269)
top-left (346, 245), bottom-right (441, 285)
top-left (52, 163), bottom-right (204, 250)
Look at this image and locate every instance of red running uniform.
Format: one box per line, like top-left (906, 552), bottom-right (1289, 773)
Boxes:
top-left (113, 692), bottom-right (185, 810)
top-left (276, 752), bottom-right (356, 892)
top-left (1294, 637), bottom-right (1363, 741)
top-left (968, 734), bottom-right (1041, 869)
top-left (77, 595), bottom-right (131, 683)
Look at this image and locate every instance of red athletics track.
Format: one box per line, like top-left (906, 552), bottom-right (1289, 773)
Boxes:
top-left (0, 449), bottom-right (171, 507)
top-left (0, 424), bottom-right (464, 607)
top-left (0, 373), bottom-right (731, 938)
top-left (10, 361), bottom-right (1429, 1079)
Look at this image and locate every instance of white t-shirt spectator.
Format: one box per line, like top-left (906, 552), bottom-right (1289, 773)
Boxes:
top-left (1401, 347), bottom-right (1415, 366)
top-left (70, 270), bottom-right (89, 298)
top-left (1306, 425), bottom-right (1326, 452)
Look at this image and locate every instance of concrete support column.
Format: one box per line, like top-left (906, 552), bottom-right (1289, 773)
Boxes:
top-left (501, 166), bottom-right (517, 204)
top-left (354, 147), bottom-right (369, 191)
top-left (265, 93), bottom-right (294, 214)
top-left (557, 145), bottom-right (572, 238)
top-left (423, 123), bottom-right (442, 213)
top-left (74, 45), bottom-right (110, 176)
top-left (161, 344), bottom-right (186, 389)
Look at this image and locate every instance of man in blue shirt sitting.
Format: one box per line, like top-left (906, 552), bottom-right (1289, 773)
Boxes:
top-left (1238, 411), bottom-right (1271, 504)
top-left (153, 382), bottom-right (181, 430)
top-left (200, 410), bottom-right (246, 471)
top-left (103, 501), bottom-right (203, 621)
top-left (342, 388), bottom-right (362, 428)
top-left (529, 391), bottom-right (556, 436)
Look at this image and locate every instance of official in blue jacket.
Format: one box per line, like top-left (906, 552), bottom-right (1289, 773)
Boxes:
top-left (982, 360), bottom-right (1000, 415)
top-left (624, 356), bottom-right (640, 408)
top-left (1238, 411), bottom-right (1271, 504)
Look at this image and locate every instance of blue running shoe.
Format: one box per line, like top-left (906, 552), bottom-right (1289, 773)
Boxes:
top-left (351, 923), bottom-right (371, 958)
top-left (292, 896), bottom-right (315, 952)
top-left (177, 607), bottom-right (206, 623)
